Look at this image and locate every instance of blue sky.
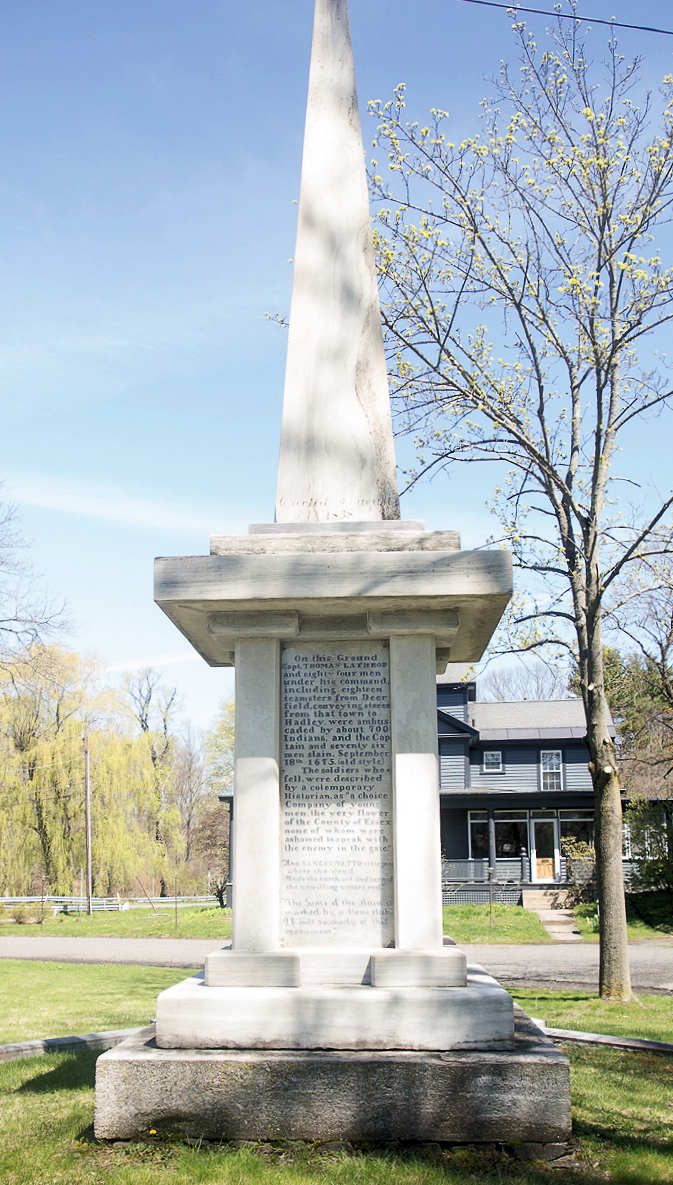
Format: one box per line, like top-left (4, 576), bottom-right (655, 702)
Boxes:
top-left (4, 0), bottom-right (673, 729)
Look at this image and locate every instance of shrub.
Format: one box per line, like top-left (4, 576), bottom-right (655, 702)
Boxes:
top-left (561, 837), bottom-right (596, 905)
top-left (10, 906), bottom-right (36, 924)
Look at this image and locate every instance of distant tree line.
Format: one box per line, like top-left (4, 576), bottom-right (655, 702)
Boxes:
top-left (0, 644), bottom-right (234, 901)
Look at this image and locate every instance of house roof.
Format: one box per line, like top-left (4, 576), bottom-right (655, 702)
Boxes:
top-left (464, 696), bottom-right (597, 734)
top-left (468, 698), bottom-right (591, 741)
top-left (438, 695), bottom-right (618, 742)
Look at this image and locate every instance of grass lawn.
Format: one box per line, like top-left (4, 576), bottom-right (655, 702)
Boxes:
top-left (443, 903), bottom-right (550, 944)
top-left (3, 962), bottom-right (670, 1048)
top-left (510, 987), bottom-right (673, 1043)
top-left (0, 962), bottom-right (196, 1044)
top-left (0, 1044), bottom-right (671, 1183)
top-left (1, 903), bottom-right (548, 944)
top-left (0, 964), bottom-right (671, 1181)
top-left (574, 900), bottom-right (673, 943)
top-left (0, 904), bottom-right (232, 939)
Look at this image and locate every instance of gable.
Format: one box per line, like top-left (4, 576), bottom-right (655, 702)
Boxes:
top-left (437, 709), bottom-right (477, 738)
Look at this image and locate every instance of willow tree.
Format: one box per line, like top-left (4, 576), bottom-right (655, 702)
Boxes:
top-left (0, 646), bottom-right (176, 897)
top-left (370, 7), bottom-right (673, 999)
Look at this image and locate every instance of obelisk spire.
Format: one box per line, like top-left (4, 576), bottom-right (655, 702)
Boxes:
top-left (274, 0), bottom-right (400, 523)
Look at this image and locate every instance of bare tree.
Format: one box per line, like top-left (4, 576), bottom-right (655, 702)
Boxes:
top-left (0, 498), bottom-right (63, 669)
top-left (126, 668), bottom-right (178, 894)
top-left (370, 4), bottom-right (673, 997)
top-left (194, 799), bottom-right (231, 909)
top-left (172, 727), bottom-right (206, 863)
top-left (478, 657), bottom-right (571, 702)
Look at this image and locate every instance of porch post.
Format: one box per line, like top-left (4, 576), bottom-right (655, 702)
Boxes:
top-left (488, 809), bottom-right (497, 878)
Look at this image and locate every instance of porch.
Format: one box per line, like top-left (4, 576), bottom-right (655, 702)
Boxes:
top-left (440, 856), bottom-right (637, 905)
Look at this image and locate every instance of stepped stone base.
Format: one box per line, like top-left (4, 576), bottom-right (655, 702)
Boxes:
top-left (155, 967), bottom-right (513, 1051)
top-left (204, 945), bottom-right (468, 988)
top-left (94, 1010), bottom-right (570, 1145)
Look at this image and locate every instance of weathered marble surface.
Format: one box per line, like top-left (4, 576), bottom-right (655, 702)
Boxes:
top-left (279, 642), bottom-right (394, 948)
top-left (204, 946), bottom-right (468, 988)
top-left (154, 546), bottom-right (512, 668)
top-left (274, 0), bottom-right (399, 523)
top-left (154, 968), bottom-right (513, 1051)
top-left (210, 530), bottom-right (461, 554)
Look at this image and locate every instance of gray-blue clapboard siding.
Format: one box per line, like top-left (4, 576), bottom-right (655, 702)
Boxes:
top-left (563, 748), bottom-right (594, 791)
top-left (437, 714), bottom-right (469, 738)
top-left (439, 740), bottom-right (469, 792)
top-left (465, 745), bottom-right (593, 794)
top-left (468, 747), bottom-right (539, 793)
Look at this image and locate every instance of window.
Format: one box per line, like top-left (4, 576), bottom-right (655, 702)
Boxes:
top-left (482, 750), bottom-right (503, 773)
top-left (540, 750), bottom-right (563, 792)
top-left (496, 820), bottom-right (528, 857)
top-left (468, 810), bottom-right (529, 859)
top-left (560, 818), bottom-right (594, 847)
top-left (469, 818), bottom-right (489, 859)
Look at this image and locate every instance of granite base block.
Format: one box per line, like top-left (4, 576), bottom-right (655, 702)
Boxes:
top-left (94, 1010), bottom-right (571, 1144)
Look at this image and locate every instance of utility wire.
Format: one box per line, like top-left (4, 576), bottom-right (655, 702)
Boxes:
top-left (457, 0), bottom-right (673, 37)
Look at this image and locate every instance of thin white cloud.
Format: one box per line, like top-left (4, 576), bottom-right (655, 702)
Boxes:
top-left (105, 652), bottom-right (202, 673)
top-left (5, 472), bottom-right (245, 536)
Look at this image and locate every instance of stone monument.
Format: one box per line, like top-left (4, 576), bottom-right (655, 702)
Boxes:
top-left (95, 0), bottom-right (571, 1147)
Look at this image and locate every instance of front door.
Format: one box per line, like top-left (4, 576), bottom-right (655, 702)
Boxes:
top-left (533, 820), bottom-right (556, 881)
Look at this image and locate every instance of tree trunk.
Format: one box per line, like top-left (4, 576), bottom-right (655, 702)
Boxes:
top-left (32, 789), bottom-right (55, 888)
top-left (587, 726), bottom-right (632, 1000)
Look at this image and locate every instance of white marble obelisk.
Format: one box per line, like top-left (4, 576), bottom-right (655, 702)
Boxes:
top-left (275, 0), bottom-right (400, 523)
top-left (94, 0), bottom-right (570, 1148)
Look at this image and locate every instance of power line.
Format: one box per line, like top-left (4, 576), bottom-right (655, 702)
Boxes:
top-left (457, 0), bottom-right (673, 37)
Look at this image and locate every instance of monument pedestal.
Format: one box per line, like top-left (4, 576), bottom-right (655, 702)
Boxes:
top-left (155, 968), bottom-right (513, 1051)
top-left (94, 1007), bottom-right (571, 1145)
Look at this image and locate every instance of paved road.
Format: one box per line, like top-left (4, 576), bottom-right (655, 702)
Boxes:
top-left (0, 936), bottom-right (671, 991)
top-left (462, 943), bottom-right (673, 993)
top-left (0, 937), bottom-right (215, 968)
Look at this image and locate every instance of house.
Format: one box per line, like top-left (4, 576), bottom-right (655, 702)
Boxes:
top-left (437, 675), bottom-right (622, 901)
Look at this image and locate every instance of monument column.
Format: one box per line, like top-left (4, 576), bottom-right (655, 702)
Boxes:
top-left (389, 634), bottom-right (443, 950)
top-left (232, 637), bottom-right (281, 952)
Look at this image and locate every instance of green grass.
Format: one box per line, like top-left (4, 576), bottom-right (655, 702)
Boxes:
top-left (0, 904), bottom-right (232, 939)
top-left (574, 899), bottom-right (673, 943)
top-left (4, 963), bottom-right (670, 1049)
top-left (510, 987), bottom-right (673, 1043)
top-left (0, 962), bottom-right (196, 1044)
top-left (9, 897), bottom-right (669, 946)
top-left (627, 888), bottom-right (673, 933)
top-left (0, 966), bottom-right (671, 1181)
top-left (0, 1044), bottom-right (671, 1183)
top-left (443, 903), bottom-right (551, 943)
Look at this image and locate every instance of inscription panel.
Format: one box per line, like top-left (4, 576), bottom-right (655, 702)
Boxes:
top-left (280, 642), bottom-right (393, 947)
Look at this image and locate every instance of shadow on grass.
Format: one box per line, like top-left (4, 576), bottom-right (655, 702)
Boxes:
top-left (17, 1049), bottom-right (98, 1094)
top-left (573, 1116), bottom-right (673, 1158)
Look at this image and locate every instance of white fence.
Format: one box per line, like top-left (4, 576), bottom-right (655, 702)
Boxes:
top-left (0, 895), bottom-right (216, 913)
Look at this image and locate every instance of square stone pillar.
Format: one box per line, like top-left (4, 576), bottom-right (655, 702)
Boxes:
top-left (390, 634), bottom-right (443, 950)
top-left (232, 637), bottom-right (281, 953)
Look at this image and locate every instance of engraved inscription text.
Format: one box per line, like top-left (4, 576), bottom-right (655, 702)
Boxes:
top-left (280, 642), bottom-right (393, 947)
